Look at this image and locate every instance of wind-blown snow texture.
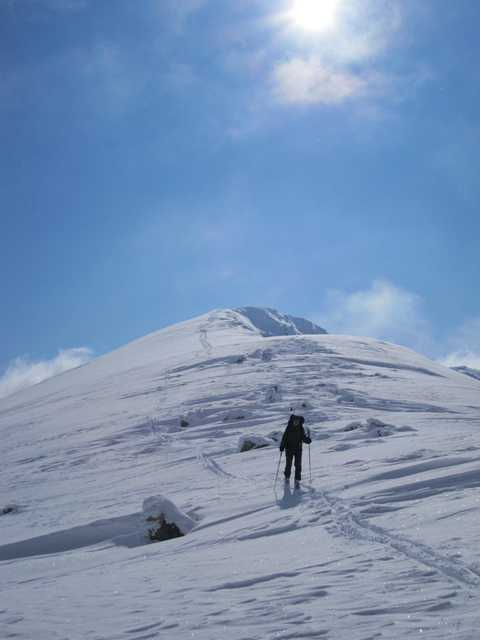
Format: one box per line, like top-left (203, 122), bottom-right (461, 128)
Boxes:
top-left (452, 365), bottom-right (480, 382)
top-left (1, 307), bottom-right (480, 639)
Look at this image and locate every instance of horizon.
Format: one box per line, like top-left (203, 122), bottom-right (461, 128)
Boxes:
top-left (2, 0), bottom-right (480, 395)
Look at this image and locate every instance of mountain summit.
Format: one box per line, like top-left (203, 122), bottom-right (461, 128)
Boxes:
top-left (235, 306), bottom-right (327, 337)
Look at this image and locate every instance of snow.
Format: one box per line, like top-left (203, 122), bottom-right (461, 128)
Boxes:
top-left (238, 433), bottom-right (275, 452)
top-left (142, 496), bottom-right (195, 535)
top-left (452, 365), bottom-right (480, 382)
top-left (1, 307), bottom-right (480, 639)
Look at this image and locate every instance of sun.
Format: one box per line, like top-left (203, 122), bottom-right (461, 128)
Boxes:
top-left (289, 0), bottom-right (341, 32)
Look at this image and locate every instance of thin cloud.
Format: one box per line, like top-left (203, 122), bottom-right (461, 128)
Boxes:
top-left (0, 348), bottom-right (93, 400)
top-left (315, 283), bottom-right (480, 366)
top-left (270, 0), bottom-right (406, 108)
top-left (441, 317), bottom-right (480, 369)
top-left (272, 57), bottom-right (368, 105)
top-left (441, 351), bottom-right (480, 370)
top-left (315, 279), bottom-right (433, 352)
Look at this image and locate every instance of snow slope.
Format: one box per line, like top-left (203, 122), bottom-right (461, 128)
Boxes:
top-left (2, 307), bottom-right (480, 639)
top-left (452, 365), bottom-right (480, 382)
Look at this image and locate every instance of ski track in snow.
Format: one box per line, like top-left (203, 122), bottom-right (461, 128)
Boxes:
top-left (199, 323), bottom-right (213, 357)
top-left (197, 448), bottom-right (237, 479)
top-left (319, 489), bottom-right (480, 590)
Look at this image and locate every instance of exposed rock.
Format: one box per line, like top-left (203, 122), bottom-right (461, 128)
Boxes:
top-left (342, 418), bottom-right (416, 440)
top-left (1, 504), bottom-right (18, 515)
top-left (143, 495), bottom-right (195, 543)
top-left (239, 434), bottom-right (274, 452)
top-left (235, 307), bottom-right (327, 337)
top-left (146, 515), bottom-right (183, 542)
top-left (343, 422), bottom-right (362, 432)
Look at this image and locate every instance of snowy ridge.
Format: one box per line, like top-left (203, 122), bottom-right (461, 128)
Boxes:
top-left (1, 309), bottom-right (480, 639)
top-left (452, 365), bottom-right (480, 382)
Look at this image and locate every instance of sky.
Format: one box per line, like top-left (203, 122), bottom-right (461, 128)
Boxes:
top-left (1, 0), bottom-right (480, 397)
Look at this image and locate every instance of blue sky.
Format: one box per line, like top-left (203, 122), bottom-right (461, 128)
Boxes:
top-left (1, 0), bottom-right (480, 394)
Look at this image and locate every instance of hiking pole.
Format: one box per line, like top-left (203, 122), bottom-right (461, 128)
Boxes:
top-left (274, 451), bottom-right (283, 485)
top-left (307, 428), bottom-right (312, 484)
top-left (308, 444), bottom-right (312, 483)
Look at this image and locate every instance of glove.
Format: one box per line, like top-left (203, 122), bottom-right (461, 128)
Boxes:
top-left (280, 446), bottom-right (284, 453)
top-left (305, 437), bottom-right (312, 444)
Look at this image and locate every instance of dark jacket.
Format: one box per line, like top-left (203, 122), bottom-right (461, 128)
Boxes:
top-left (280, 414), bottom-right (311, 452)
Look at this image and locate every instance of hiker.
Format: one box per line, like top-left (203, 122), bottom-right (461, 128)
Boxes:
top-left (279, 414), bottom-right (311, 485)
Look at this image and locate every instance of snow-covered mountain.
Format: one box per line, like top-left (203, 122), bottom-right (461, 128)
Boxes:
top-left (2, 307), bottom-right (480, 639)
top-left (452, 365), bottom-right (480, 382)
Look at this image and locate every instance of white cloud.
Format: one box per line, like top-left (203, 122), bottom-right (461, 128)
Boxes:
top-left (315, 279), bottom-right (432, 351)
top-left (441, 351), bottom-right (480, 370)
top-left (452, 317), bottom-right (480, 350)
top-left (270, 0), bottom-right (406, 108)
top-left (314, 281), bottom-right (480, 365)
top-left (440, 317), bottom-right (480, 369)
top-left (272, 57), bottom-right (368, 105)
top-left (281, 0), bottom-right (403, 65)
top-left (0, 348), bottom-right (93, 400)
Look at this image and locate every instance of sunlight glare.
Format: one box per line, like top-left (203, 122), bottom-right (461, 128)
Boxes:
top-left (289, 0), bottom-right (341, 32)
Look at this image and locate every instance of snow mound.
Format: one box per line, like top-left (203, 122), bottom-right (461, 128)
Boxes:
top-left (342, 418), bottom-right (416, 440)
top-left (238, 434), bottom-right (276, 452)
top-left (142, 496), bottom-right (195, 538)
top-left (267, 430), bottom-right (283, 444)
top-left (235, 307), bottom-right (327, 337)
top-left (265, 384), bottom-right (282, 403)
top-left (249, 348), bottom-right (274, 361)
